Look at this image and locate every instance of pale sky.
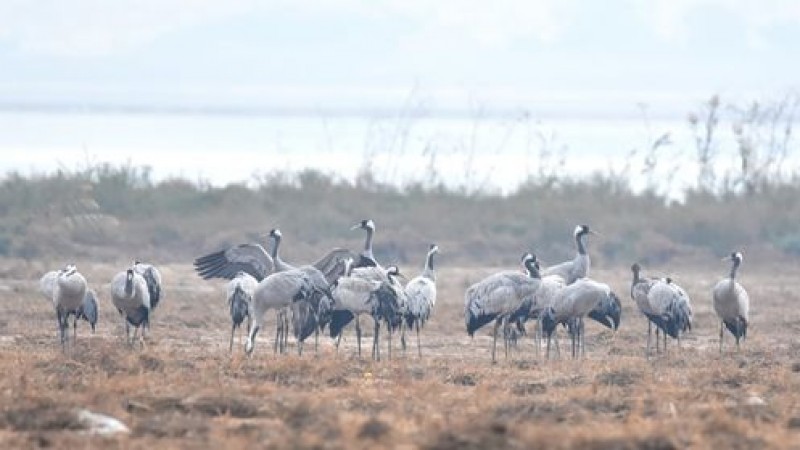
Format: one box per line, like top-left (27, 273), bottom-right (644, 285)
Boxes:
top-left (0, 0), bottom-right (798, 117)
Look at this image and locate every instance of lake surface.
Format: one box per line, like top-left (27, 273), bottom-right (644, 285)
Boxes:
top-left (0, 110), bottom-right (756, 196)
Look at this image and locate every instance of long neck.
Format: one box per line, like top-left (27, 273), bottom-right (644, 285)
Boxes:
top-left (125, 276), bottom-right (133, 296)
top-left (363, 228), bottom-right (374, 257)
top-left (630, 269), bottom-right (640, 297)
top-left (422, 251), bottom-right (436, 280)
top-left (575, 231), bottom-right (587, 255)
top-left (524, 261), bottom-right (541, 279)
top-left (729, 259), bottom-right (740, 279)
top-left (270, 235), bottom-right (282, 259)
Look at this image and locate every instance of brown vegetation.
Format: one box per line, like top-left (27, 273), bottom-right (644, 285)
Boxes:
top-left (0, 259), bottom-right (799, 448)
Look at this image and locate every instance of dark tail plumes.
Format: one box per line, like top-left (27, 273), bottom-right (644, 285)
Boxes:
top-left (77, 290), bottom-right (99, 333)
top-left (724, 316), bottom-right (748, 340)
top-left (126, 305), bottom-right (150, 327)
top-left (329, 310), bottom-right (355, 338)
top-left (372, 283), bottom-right (400, 329)
top-left (292, 301), bottom-right (318, 342)
top-left (230, 285), bottom-right (250, 329)
top-left (588, 291), bottom-right (622, 330)
top-left (540, 306), bottom-right (558, 338)
top-left (466, 310), bottom-right (497, 337)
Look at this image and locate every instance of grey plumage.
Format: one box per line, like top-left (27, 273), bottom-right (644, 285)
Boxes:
top-left (464, 253), bottom-right (542, 363)
top-left (631, 263), bottom-right (692, 354)
top-left (267, 228), bottom-right (338, 354)
top-left (328, 219), bottom-right (385, 341)
top-left (50, 264), bottom-right (89, 349)
top-left (329, 261), bottom-right (403, 360)
top-left (712, 251), bottom-right (750, 352)
top-left (77, 289), bottom-right (99, 333)
top-left (226, 271), bottom-right (257, 352)
top-left (194, 242), bottom-right (275, 281)
top-left (403, 244), bottom-right (439, 357)
top-left (134, 261), bottom-right (162, 311)
top-left (38, 270), bottom-right (58, 303)
top-left (110, 265), bottom-right (151, 346)
top-left (541, 225), bottom-right (595, 284)
top-left (244, 268), bottom-right (315, 355)
top-left (40, 268), bottom-right (98, 338)
top-left (541, 278), bottom-right (614, 359)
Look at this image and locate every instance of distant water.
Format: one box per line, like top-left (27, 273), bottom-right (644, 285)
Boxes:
top-left (0, 111), bottom-right (752, 196)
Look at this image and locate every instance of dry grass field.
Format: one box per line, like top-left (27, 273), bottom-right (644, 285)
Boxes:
top-left (1, 258), bottom-right (799, 449)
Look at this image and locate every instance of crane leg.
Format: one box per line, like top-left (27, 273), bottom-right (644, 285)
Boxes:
top-left (373, 318), bottom-right (381, 361)
top-left (274, 312), bottom-right (281, 354)
top-left (416, 322), bottom-right (422, 358)
top-left (230, 324), bottom-right (236, 353)
top-left (387, 320), bottom-right (393, 361)
top-left (719, 321), bottom-right (724, 354)
top-left (491, 319), bottom-right (501, 364)
top-left (245, 323), bottom-right (260, 355)
top-left (72, 314), bottom-right (78, 344)
top-left (356, 316), bottom-right (362, 358)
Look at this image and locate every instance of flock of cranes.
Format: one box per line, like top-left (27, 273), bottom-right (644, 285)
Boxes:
top-left (35, 220), bottom-right (751, 362)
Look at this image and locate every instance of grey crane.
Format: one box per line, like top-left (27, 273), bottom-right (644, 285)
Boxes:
top-left (40, 269), bottom-right (98, 337)
top-left (110, 264), bottom-right (151, 347)
top-left (328, 219), bottom-right (386, 341)
top-left (464, 253), bottom-right (542, 363)
top-left (631, 264), bottom-right (692, 354)
top-left (50, 264), bottom-right (88, 349)
top-left (541, 278), bottom-right (617, 359)
top-left (712, 251), bottom-right (750, 352)
top-left (226, 271), bottom-right (258, 352)
top-left (630, 263), bottom-right (661, 353)
top-left (402, 244), bottom-right (439, 357)
top-left (195, 229), bottom-right (350, 353)
top-left (329, 259), bottom-right (403, 360)
top-left (266, 228), bottom-right (339, 354)
top-left (503, 273), bottom-right (566, 357)
top-left (244, 268), bottom-right (317, 355)
top-left (541, 225), bottom-right (597, 284)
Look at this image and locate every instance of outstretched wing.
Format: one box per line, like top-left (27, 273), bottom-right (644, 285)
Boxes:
top-left (194, 244), bottom-right (274, 281)
top-left (312, 248), bottom-right (359, 284)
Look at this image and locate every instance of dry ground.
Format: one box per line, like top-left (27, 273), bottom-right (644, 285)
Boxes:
top-left (0, 258), bottom-right (799, 449)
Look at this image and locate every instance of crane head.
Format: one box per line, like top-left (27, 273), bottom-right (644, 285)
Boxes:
top-left (60, 263), bottom-right (77, 276)
top-left (351, 219), bottom-right (375, 231)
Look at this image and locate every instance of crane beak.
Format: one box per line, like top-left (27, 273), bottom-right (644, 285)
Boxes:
top-left (589, 230), bottom-right (603, 237)
top-left (350, 223), bottom-right (361, 230)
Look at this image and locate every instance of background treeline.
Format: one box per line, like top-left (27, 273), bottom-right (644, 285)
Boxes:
top-left (1, 94), bottom-right (799, 268)
top-left (1, 163), bottom-right (798, 268)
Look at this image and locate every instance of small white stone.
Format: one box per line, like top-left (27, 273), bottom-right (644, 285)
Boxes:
top-left (77, 409), bottom-right (130, 435)
top-left (744, 395), bottom-right (766, 406)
